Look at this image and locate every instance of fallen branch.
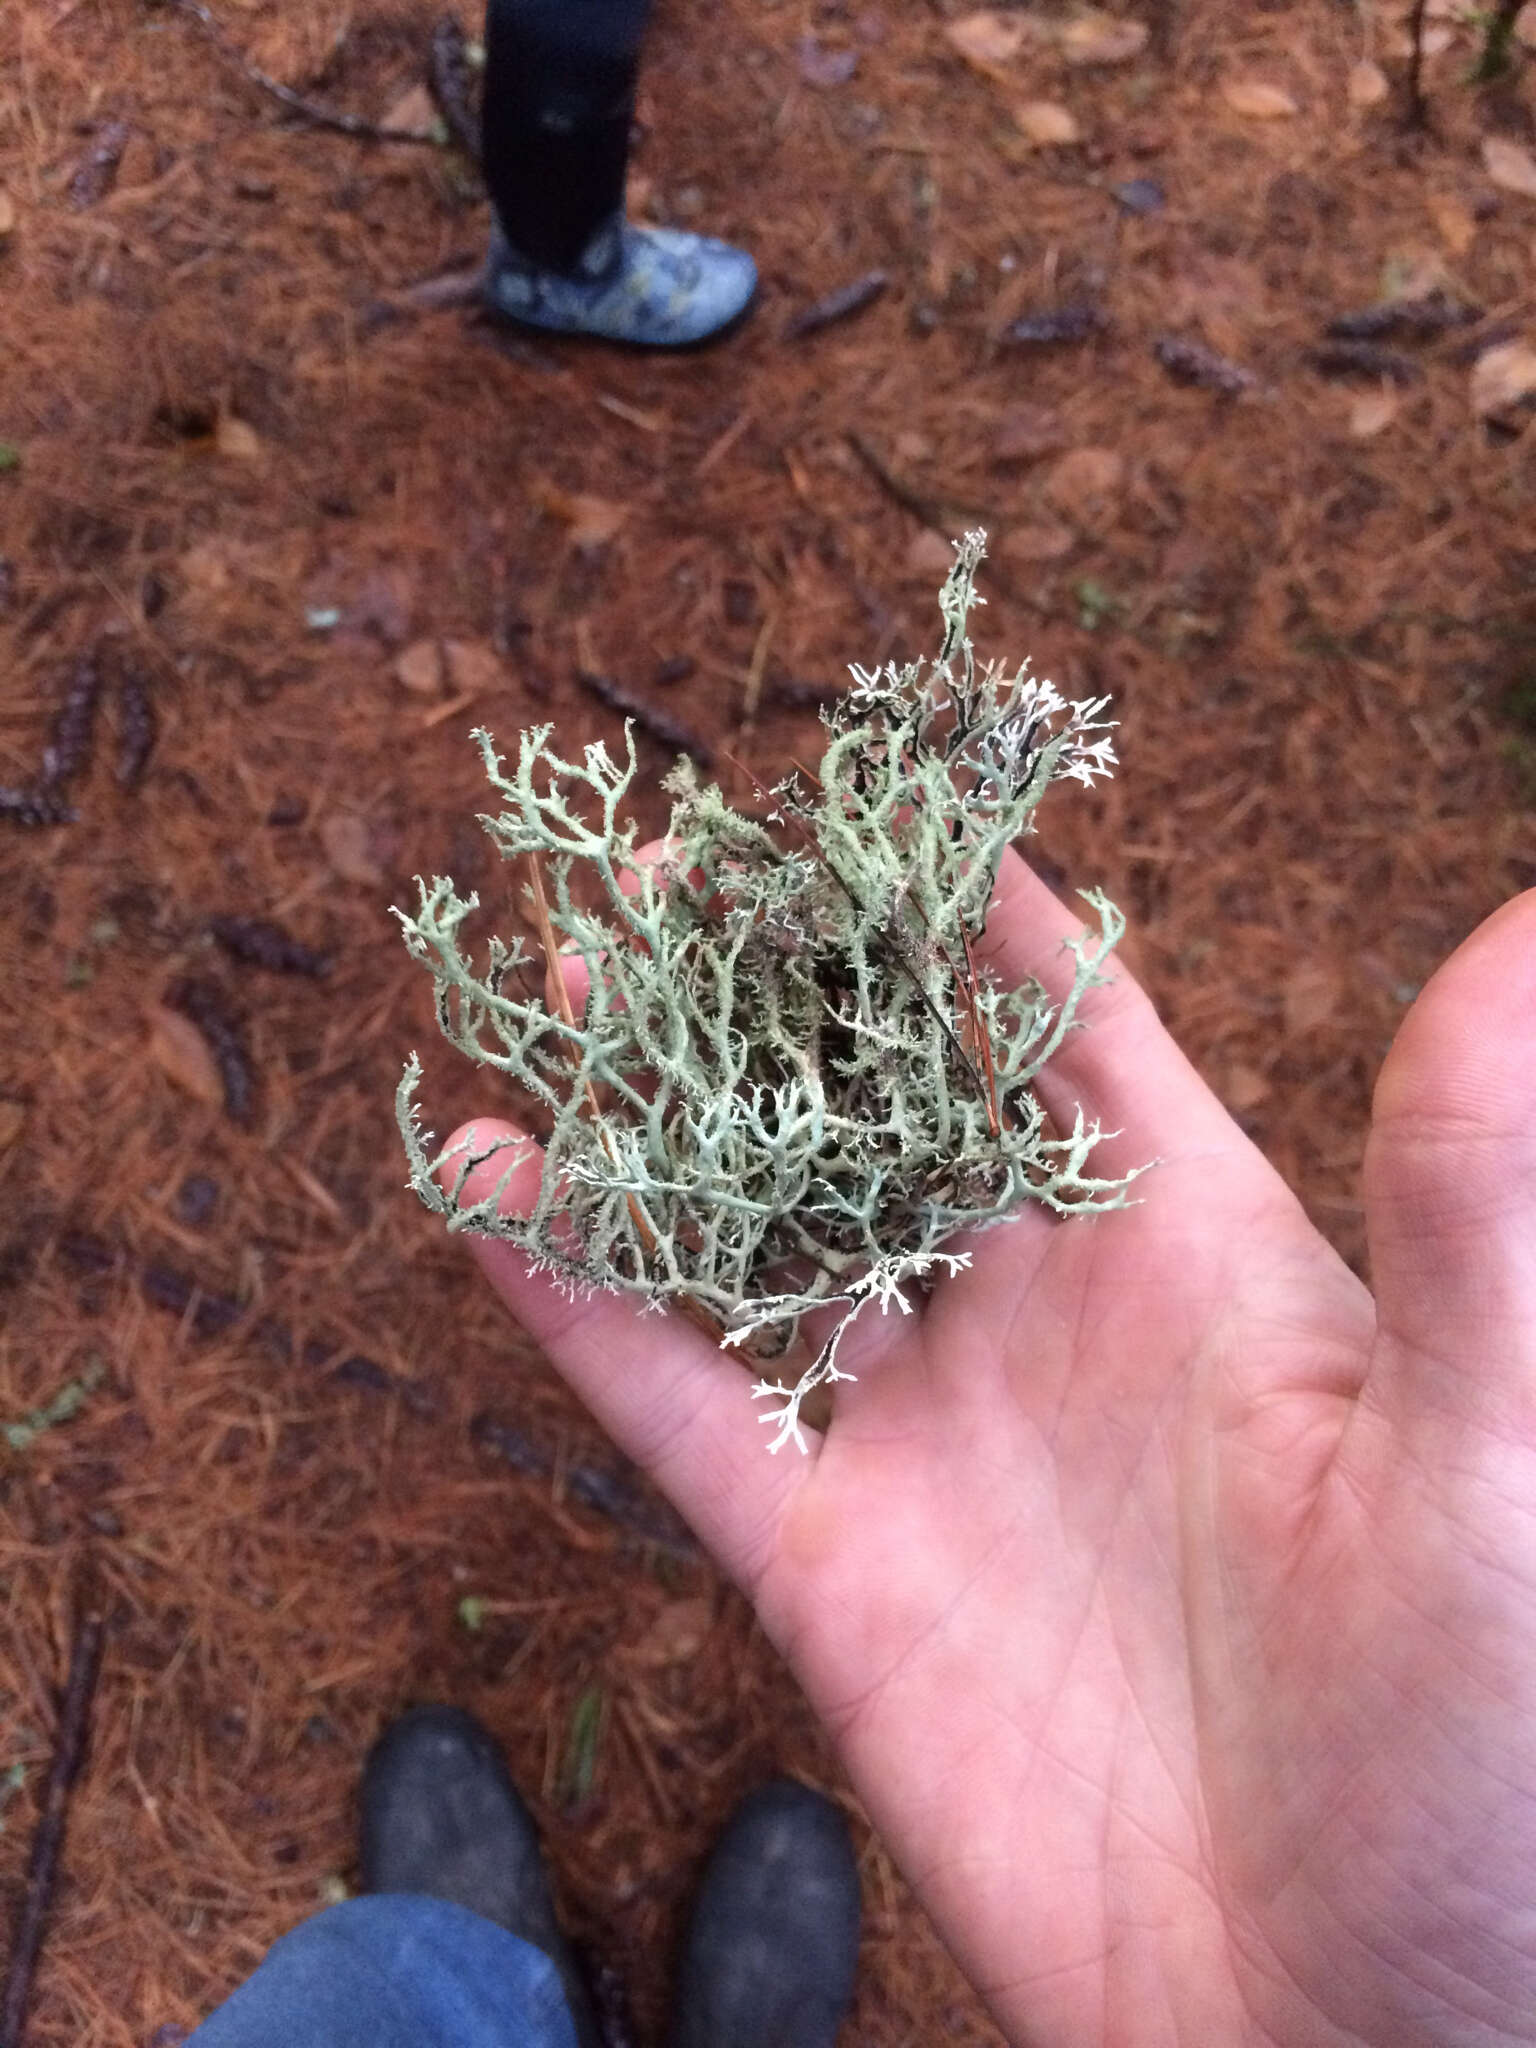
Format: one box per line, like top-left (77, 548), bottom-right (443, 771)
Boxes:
top-left (0, 1609), bottom-right (106, 2048)
top-left (162, 0), bottom-right (442, 144)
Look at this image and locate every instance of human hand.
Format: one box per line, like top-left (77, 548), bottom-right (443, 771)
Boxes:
top-left (450, 856), bottom-right (1536, 2047)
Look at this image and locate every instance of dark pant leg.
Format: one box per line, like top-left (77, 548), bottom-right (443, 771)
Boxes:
top-left (482, 0), bottom-right (654, 273)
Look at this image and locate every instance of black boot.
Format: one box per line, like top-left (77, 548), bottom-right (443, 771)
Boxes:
top-left (360, 1704), bottom-right (601, 2048)
top-left (668, 1779), bottom-right (861, 2048)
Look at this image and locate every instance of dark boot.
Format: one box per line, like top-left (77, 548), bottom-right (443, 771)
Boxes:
top-left (668, 1779), bottom-right (861, 2048)
top-left (360, 1704), bottom-right (601, 2048)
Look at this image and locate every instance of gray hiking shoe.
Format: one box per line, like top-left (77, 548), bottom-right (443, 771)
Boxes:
top-left (484, 212), bottom-right (757, 348)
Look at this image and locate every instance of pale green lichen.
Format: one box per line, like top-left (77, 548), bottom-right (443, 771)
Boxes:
top-left (396, 533), bottom-right (1141, 1452)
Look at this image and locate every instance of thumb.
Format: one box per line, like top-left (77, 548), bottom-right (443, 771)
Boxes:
top-left (1362, 888), bottom-right (1536, 1438)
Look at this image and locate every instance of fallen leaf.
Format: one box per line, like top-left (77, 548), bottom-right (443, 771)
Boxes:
top-left (1482, 134), bottom-right (1536, 200)
top-left (0, 1100), bottom-right (24, 1154)
top-left (321, 813), bottom-right (385, 887)
top-left (1000, 522), bottom-right (1076, 562)
top-left (1283, 962), bottom-right (1342, 1036)
top-left (945, 10), bottom-right (1027, 69)
top-left (1222, 80), bottom-right (1299, 117)
top-left (1518, 0), bottom-right (1536, 48)
top-left (1014, 99), bottom-right (1080, 145)
top-left (0, 190), bottom-right (14, 238)
top-left (1348, 388), bottom-right (1400, 437)
top-left (1059, 13), bottom-right (1148, 64)
top-left (147, 1006), bottom-right (225, 1110)
top-left (532, 479), bottom-right (628, 550)
top-left (624, 1596), bottom-right (713, 1667)
top-left (1222, 1063), bottom-right (1270, 1113)
top-left (381, 82), bottom-right (440, 136)
top-left (1470, 340), bottom-right (1536, 420)
top-left (215, 414), bottom-right (262, 460)
top-left (1043, 445), bottom-right (1125, 524)
top-left (442, 639), bottom-right (508, 695)
top-left (990, 403), bottom-right (1068, 465)
top-left (394, 639), bottom-right (446, 695)
top-left (1427, 190), bottom-right (1477, 255)
top-left (1347, 60), bottom-right (1389, 109)
top-left (906, 529), bottom-right (957, 577)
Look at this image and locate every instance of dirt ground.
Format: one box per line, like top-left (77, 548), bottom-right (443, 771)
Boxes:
top-left (1, 0), bottom-right (1533, 2040)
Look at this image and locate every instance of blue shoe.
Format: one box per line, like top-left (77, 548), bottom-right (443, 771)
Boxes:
top-left (484, 212), bottom-right (757, 348)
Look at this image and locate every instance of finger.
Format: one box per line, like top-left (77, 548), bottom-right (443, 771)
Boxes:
top-left (978, 846), bottom-right (1250, 1176)
top-left (443, 1119), bottom-right (810, 1589)
top-left (1360, 888), bottom-right (1536, 1439)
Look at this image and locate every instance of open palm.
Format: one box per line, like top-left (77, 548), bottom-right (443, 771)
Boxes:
top-left (453, 857), bottom-right (1536, 2047)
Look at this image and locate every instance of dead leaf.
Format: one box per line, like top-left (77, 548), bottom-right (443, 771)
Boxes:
top-left (1014, 100), bottom-right (1080, 145)
top-left (1223, 1063), bottom-right (1270, 1113)
top-left (1517, 0), bottom-right (1536, 48)
top-left (394, 639), bottom-right (446, 695)
top-left (1427, 190), bottom-right (1477, 255)
top-left (1470, 340), bottom-right (1536, 420)
top-left (1348, 388), bottom-right (1400, 437)
top-left (624, 1597), bottom-right (713, 1667)
top-left (999, 521), bottom-right (1076, 561)
top-left (321, 813), bottom-right (385, 887)
top-left (0, 1100), bottom-right (24, 1155)
top-left (0, 189), bottom-right (14, 238)
top-left (1482, 135), bottom-right (1536, 201)
top-left (1043, 446), bottom-right (1125, 525)
top-left (1347, 60), bottom-right (1389, 109)
top-left (906, 529), bottom-right (957, 577)
top-left (944, 10), bottom-right (1027, 69)
top-left (381, 82), bottom-right (440, 136)
top-left (148, 1006), bottom-right (225, 1110)
top-left (1283, 962), bottom-right (1343, 1036)
top-left (1222, 80), bottom-right (1299, 118)
top-left (441, 639), bottom-right (508, 695)
top-left (1059, 13), bottom-right (1148, 64)
top-left (215, 413), bottom-right (262, 460)
top-left (532, 479), bottom-right (628, 551)
top-left (990, 403), bottom-right (1068, 465)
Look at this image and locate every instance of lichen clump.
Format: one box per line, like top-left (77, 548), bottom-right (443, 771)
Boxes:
top-left (397, 533), bottom-right (1138, 1451)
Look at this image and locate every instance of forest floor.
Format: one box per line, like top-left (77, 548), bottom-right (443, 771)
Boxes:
top-left (1, 0), bottom-right (1533, 2040)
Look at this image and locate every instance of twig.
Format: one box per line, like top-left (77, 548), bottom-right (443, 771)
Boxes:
top-left (844, 429), bottom-right (952, 531)
top-left (428, 13), bottom-right (482, 159)
top-left (0, 1609), bottom-right (106, 2048)
top-left (782, 271), bottom-right (889, 341)
top-left (1474, 0), bottom-right (1526, 77)
top-left (163, 0), bottom-right (442, 144)
top-left (574, 669), bottom-right (714, 768)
